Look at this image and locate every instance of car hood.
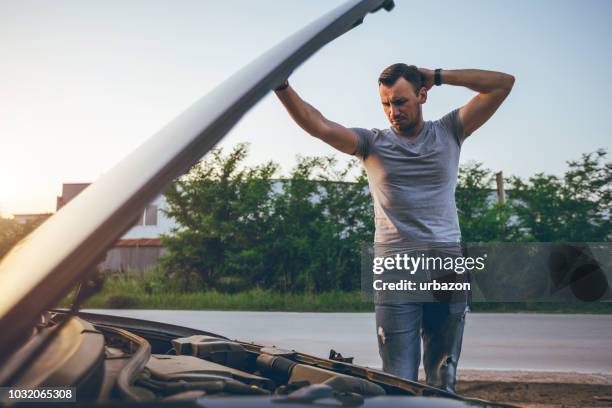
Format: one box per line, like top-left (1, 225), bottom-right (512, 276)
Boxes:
top-left (0, 0), bottom-right (395, 364)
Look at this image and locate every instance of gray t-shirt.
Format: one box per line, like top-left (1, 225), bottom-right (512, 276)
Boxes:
top-left (352, 109), bottom-right (467, 244)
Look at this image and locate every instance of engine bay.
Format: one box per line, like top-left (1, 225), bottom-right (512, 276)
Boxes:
top-left (5, 312), bottom-right (414, 404)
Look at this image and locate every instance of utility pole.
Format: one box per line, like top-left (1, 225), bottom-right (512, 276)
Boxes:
top-left (495, 171), bottom-right (505, 239)
top-left (495, 171), bottom-right (505, 206)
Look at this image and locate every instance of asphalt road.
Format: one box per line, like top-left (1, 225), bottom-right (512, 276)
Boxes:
top-left (86, 310), bottom-right (612, 374)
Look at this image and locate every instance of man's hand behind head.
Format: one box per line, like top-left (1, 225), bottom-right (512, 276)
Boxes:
top-left (417, 67), bottom-right (435, 91)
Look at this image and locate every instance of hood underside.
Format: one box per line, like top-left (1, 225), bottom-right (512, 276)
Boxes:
top-left (0, 0), bottom-right (394, 365)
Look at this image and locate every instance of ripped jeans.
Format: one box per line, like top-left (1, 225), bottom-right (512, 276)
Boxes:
top-left (375, 300), bottom-right (468, 393)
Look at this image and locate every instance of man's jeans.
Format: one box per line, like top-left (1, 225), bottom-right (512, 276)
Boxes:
top-left (375, 301), bottom-right (468, 393)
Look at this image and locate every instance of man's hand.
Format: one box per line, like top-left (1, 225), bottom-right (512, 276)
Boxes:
top-left (418, 68), bottom-right (435, 91)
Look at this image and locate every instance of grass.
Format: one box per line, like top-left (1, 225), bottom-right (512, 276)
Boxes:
top-left (78, 289), bottom-right (373, 312)
top-left (469, 301), bottom-right (612, 314)
top-left (59, 268), bottom-right (373, 312)
top-left (58, 269), bottom-right (612, 314)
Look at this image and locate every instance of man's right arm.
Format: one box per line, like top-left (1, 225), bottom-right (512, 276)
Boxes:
top-left (275, 83), bottom-right (358, 155)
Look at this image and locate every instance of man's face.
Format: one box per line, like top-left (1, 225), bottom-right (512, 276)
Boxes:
top-left (379, 77), bottom-right (427, 134)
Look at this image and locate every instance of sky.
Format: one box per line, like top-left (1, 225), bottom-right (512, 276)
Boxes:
top-left (1, 0), bottom-right (611, 214)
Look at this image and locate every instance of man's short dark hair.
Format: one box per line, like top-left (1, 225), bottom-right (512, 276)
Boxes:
top-left (378, 63), bottom-right (423, 94)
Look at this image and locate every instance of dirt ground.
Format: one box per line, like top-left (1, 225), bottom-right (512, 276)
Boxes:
top-left (444, 370), bottom-right (612, 408)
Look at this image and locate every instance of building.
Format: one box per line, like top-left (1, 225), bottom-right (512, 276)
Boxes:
top-left (100, 194), bottom-right (176, 272)
top-left (56, 183), bottom-right (91, 211)
top-left (12, 213), bottom-right (52, 225)
top-left (56, 183), bottom-right (177, 272)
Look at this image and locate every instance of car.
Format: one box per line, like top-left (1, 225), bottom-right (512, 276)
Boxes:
top-left (0, 0), bottom-right (517, 406)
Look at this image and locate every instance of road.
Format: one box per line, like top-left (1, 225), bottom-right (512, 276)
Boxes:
top-left (85, 310), bottom-right (612, 374)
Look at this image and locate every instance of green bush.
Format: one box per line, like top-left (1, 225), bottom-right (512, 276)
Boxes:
top-left (216, 276), bottom-right (250, 293)
top-left (105, 294), bottom-right (138, 309)
top-left (159, 143), bottom-right (373, 293)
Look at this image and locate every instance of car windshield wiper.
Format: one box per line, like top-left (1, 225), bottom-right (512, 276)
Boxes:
top-left (0, 0), bottom-right (394, 369)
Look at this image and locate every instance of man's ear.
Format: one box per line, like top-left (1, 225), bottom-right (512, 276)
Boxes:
top-left (418, 87), bottom-right (428, 104)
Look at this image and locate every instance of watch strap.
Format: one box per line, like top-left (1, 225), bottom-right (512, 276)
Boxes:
top-left (434, 68), bottom-right (442, 86)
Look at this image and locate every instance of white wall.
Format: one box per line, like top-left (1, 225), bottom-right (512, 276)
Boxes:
top-left (122, 195), bottom-right (176, 239)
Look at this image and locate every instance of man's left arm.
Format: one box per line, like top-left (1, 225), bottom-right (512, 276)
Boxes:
top-left (421, 68), bottom-right (515, 137)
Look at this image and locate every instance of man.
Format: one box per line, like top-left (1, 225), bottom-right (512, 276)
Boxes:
top-left (275, 64), bottom-right (514, 392)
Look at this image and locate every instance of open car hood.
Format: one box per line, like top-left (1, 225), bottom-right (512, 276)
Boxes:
top-left (0, 0), bottom-right (394, 365)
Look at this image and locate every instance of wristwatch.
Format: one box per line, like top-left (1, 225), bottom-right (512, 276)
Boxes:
top-left (434, 68), bottom-right (442, 86)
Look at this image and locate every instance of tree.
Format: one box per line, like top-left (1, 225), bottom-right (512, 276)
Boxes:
top-left (561, 149), bottom-right (611, 241)
top-left (160, 143), bottom-right (278, 290)
top-left (268, 156), bottom-right (373, 292)
top-left (159, 144), bottom-right (374, 293)
top-left (509, 149), bottom-right (611, 242)
top-left (0, 217), bottom-right (45, 260)
top-left (456, 161), bottom-right (517, 242)
top-left (159, 143), bottom-right (609, 294)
